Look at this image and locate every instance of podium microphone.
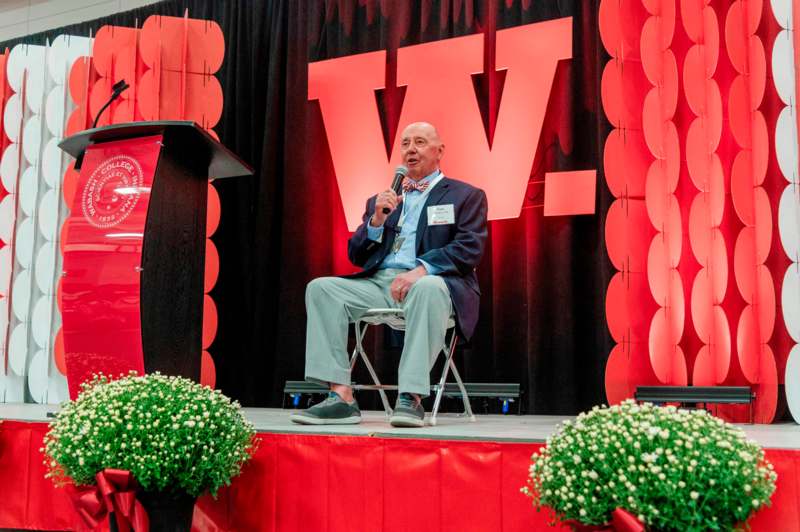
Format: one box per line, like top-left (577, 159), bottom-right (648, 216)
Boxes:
top-left (383, 165), bottom-right (408, 214)
top-left (91, 79), bottom-right (130, 129)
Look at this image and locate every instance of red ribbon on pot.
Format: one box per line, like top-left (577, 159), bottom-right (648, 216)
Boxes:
top-left (565, 508), bottom-right (645, 532)
top-left (70, 468), bottom-right (150, 532)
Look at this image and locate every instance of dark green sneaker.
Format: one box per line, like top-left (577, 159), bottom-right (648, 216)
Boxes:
top-left (389, 393), bottom-right (425, 427)
top-left (290, 392), bottom-right (361, 425)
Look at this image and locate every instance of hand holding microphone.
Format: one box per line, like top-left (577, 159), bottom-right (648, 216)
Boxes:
top-left (370, 165), bottom-right (408, 227)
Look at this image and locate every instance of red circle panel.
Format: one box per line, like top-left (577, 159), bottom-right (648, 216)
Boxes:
top-left (605, 343), bottom-right (633, 405)
top-left (688, 193), bottom-right (712, 261)
top-left (691, 269), bottom-right (713, 341)
top-left (54, 328), bottom-right (66, 375)
top-left (756, 264), bottom-right (776, 341)
top-left (751, 111), bottom-right (768, 184)
top-left (737, 305), bottom-right (773, 383)
top-left (606, 199), bottom-right (626, 269)
top-left (68, 58), bottom-right (91, 104)
top-left (606, 272), bottom-right (629, 342)
top-left (708, 306), bottom-right (732, 379)
top-left (744, 0), bottom-right (763, 34)
top-left (62, 165), bottom-right (79, 208)
top-left (663, 122), bottom-right (680, 186)
top-left (606, 199), bottom-right (651, 272)
top-left (707, 154), bottom-right (724, 225)
top-left (734, 228), bottom-right (756, 301)
top-left (599, 0), bottom-right (623, 56)
top-left (642, 88), bottom-right (665, 156)
top-left (640, 17), bottom-right (662, 85)
top-left (207, 183), bottom-right (220, 237)
top-left (202, 295), bottom-right (217, 350)
top-left (649, 308), bottom-right (673, 380)
top-left (747, 36), bottom-right (767, 108)
top-left (681, 0), bottom-right (705, 42)
top-left (685, 118), bottom-right (711, 189)
top-left (89, 78), bottom-right (113, 127)
top-left (200, 351), bottom-right (216, 389)
top-left (702, 7), bottom-right (720, 74)
top-left (731, 151), bottom-right (754, 224)
top-left (683, 46), bottom-right (705, 114)
top-left (602, 61), bottom-right (624, 128)
top-left (754, 187), bottom-right (772, 262)
top-left (704, 81), bottom-right (723, 147)
top-left (648, 237), bottom-right (669, 303)
top-left (667, 269), bottom-right (686, 340)
top-left (649, 310), bottom-right (687, 384)
top-left (664, 196), bottom-right (682, 265)
top-left (204, 239), bottom-right (219, 293)
top-left (724, 2), bottom-right (747, 73)
top-left (693, 344), bottom-right (715, 385)
top-left (728, 75), bottom-right (750, 147)
top-left (709, 229), bottom-right (728, 301)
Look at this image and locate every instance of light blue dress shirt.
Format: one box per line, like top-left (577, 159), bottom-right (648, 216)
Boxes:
top-left (366, 169), bottom-right (444, 274)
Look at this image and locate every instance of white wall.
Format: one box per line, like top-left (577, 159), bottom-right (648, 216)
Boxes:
top-left (0, 0), bottom-right (161, 43)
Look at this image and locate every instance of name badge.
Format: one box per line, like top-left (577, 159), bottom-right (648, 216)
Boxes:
top-left (427, 204), bottom-right (455, 226)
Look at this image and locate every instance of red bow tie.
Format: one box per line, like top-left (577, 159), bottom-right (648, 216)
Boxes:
top-left (402, 178), bottom-right (430, 193)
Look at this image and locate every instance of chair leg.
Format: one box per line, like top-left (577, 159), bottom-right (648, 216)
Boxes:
top-left (448, 356), bottom-right (476, 422)
top-left (353, 321), bottom-right (393, 416)
top-left (430, 330), bottom-right (458, 426)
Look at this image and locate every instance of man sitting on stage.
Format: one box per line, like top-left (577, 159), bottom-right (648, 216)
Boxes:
top-left (291, 121), bottom-right (488, 427)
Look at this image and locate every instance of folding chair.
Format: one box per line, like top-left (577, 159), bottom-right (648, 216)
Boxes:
top-left (349, 308), bottom-right (475, 426)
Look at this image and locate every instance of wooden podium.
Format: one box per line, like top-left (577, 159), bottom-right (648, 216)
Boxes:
top-left (58, 121), bottom-right (252, 398)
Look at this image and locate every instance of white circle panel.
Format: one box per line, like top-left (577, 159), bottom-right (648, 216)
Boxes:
top-left (785, 345), bottom-right (800, 423)
top-left (27, 349), bottom-right (49, 403)
top-left (783, 266), bottom-right (800, 343)
top-left (35, 242), bottom-right (56, 295)
top-left (0, 196), bottom-right (16, 245)
top-left (771, 0), bottom-right (793, 30)
top-left (41, 138), bottom-right (62, 188)
top-left (31, 297), bottom-right (52, 349)
top-left (772, 31), bottom-right (795, 105)
top-left (22, 117), bottom-right (42, 166)
top-left (2, 94), bottom-right (22, 143)
top-left (15, 217), bottom-right (35, 269)
top-left (776, 107), bottom-right (798, 183)
top-left (45, 87), bottom-right (67, 139)
top-left (8, 322), bottom-right (28, 376)
top-left (11, 268), bottom-right (31, 320)
top-left (19, 166), bottom-right (39, 217)
top-left (0, 143), bottom-right (20, 192)
top-left (38, 189), bottom-right (58, 240)
top-left (780, 185), bottom-right (800, 261)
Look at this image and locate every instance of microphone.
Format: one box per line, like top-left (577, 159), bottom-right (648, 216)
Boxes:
top-left (383, 165), bottom-right (408, 214)
top-left (91, 79), bottom-right (130, 129)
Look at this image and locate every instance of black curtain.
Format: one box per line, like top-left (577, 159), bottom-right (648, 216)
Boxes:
top-left (1, 0), bottom-right (612, 415)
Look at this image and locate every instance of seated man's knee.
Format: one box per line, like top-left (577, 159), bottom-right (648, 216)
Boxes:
top-left (408, 275), bottom-right (446, 297)
top-left (306, 276), bottom-right (335, 302)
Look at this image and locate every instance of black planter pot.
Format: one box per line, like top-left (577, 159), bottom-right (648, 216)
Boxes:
top-left (109, 491), bottom-right (196, 532)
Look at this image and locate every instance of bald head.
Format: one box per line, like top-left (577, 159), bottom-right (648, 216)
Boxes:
top-left (400, 122), bottom-right (444, 180)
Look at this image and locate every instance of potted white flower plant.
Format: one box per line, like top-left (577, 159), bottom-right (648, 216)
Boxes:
top-left (42, 372), bottom-right (257, 531)
top-left (522, 400), bottom-right (777, 531)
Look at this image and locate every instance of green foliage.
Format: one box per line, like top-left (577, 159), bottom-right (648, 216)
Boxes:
top-left (42, 373), bottom-right (257, 498)
top-left (522, 400), bottom-right (777, 531)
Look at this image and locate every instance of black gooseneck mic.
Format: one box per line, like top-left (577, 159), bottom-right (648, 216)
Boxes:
top-left (91, 79), bottom-right (130, 129)
top-left (383, 165), bottom-right (409, 214)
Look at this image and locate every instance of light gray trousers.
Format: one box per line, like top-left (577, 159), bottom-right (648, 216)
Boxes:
top-left (304, 269), bottom-right (453, 397)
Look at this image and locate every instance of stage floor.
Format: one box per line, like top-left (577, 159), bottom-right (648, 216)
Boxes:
top-left (3, 403), bottom-right (800, 449)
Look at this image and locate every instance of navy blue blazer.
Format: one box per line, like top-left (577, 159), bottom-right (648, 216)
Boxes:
top-left (346, 176), bottom-right (488, 340)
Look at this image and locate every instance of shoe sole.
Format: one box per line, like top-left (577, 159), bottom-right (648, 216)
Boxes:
top-left (389, 415), bottom-right (425, 428)
top-left (290, 414), bottom-right (362, 425)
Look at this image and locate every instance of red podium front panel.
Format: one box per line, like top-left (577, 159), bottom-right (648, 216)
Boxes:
top-left (61, 135), bottom-right (162, 398)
